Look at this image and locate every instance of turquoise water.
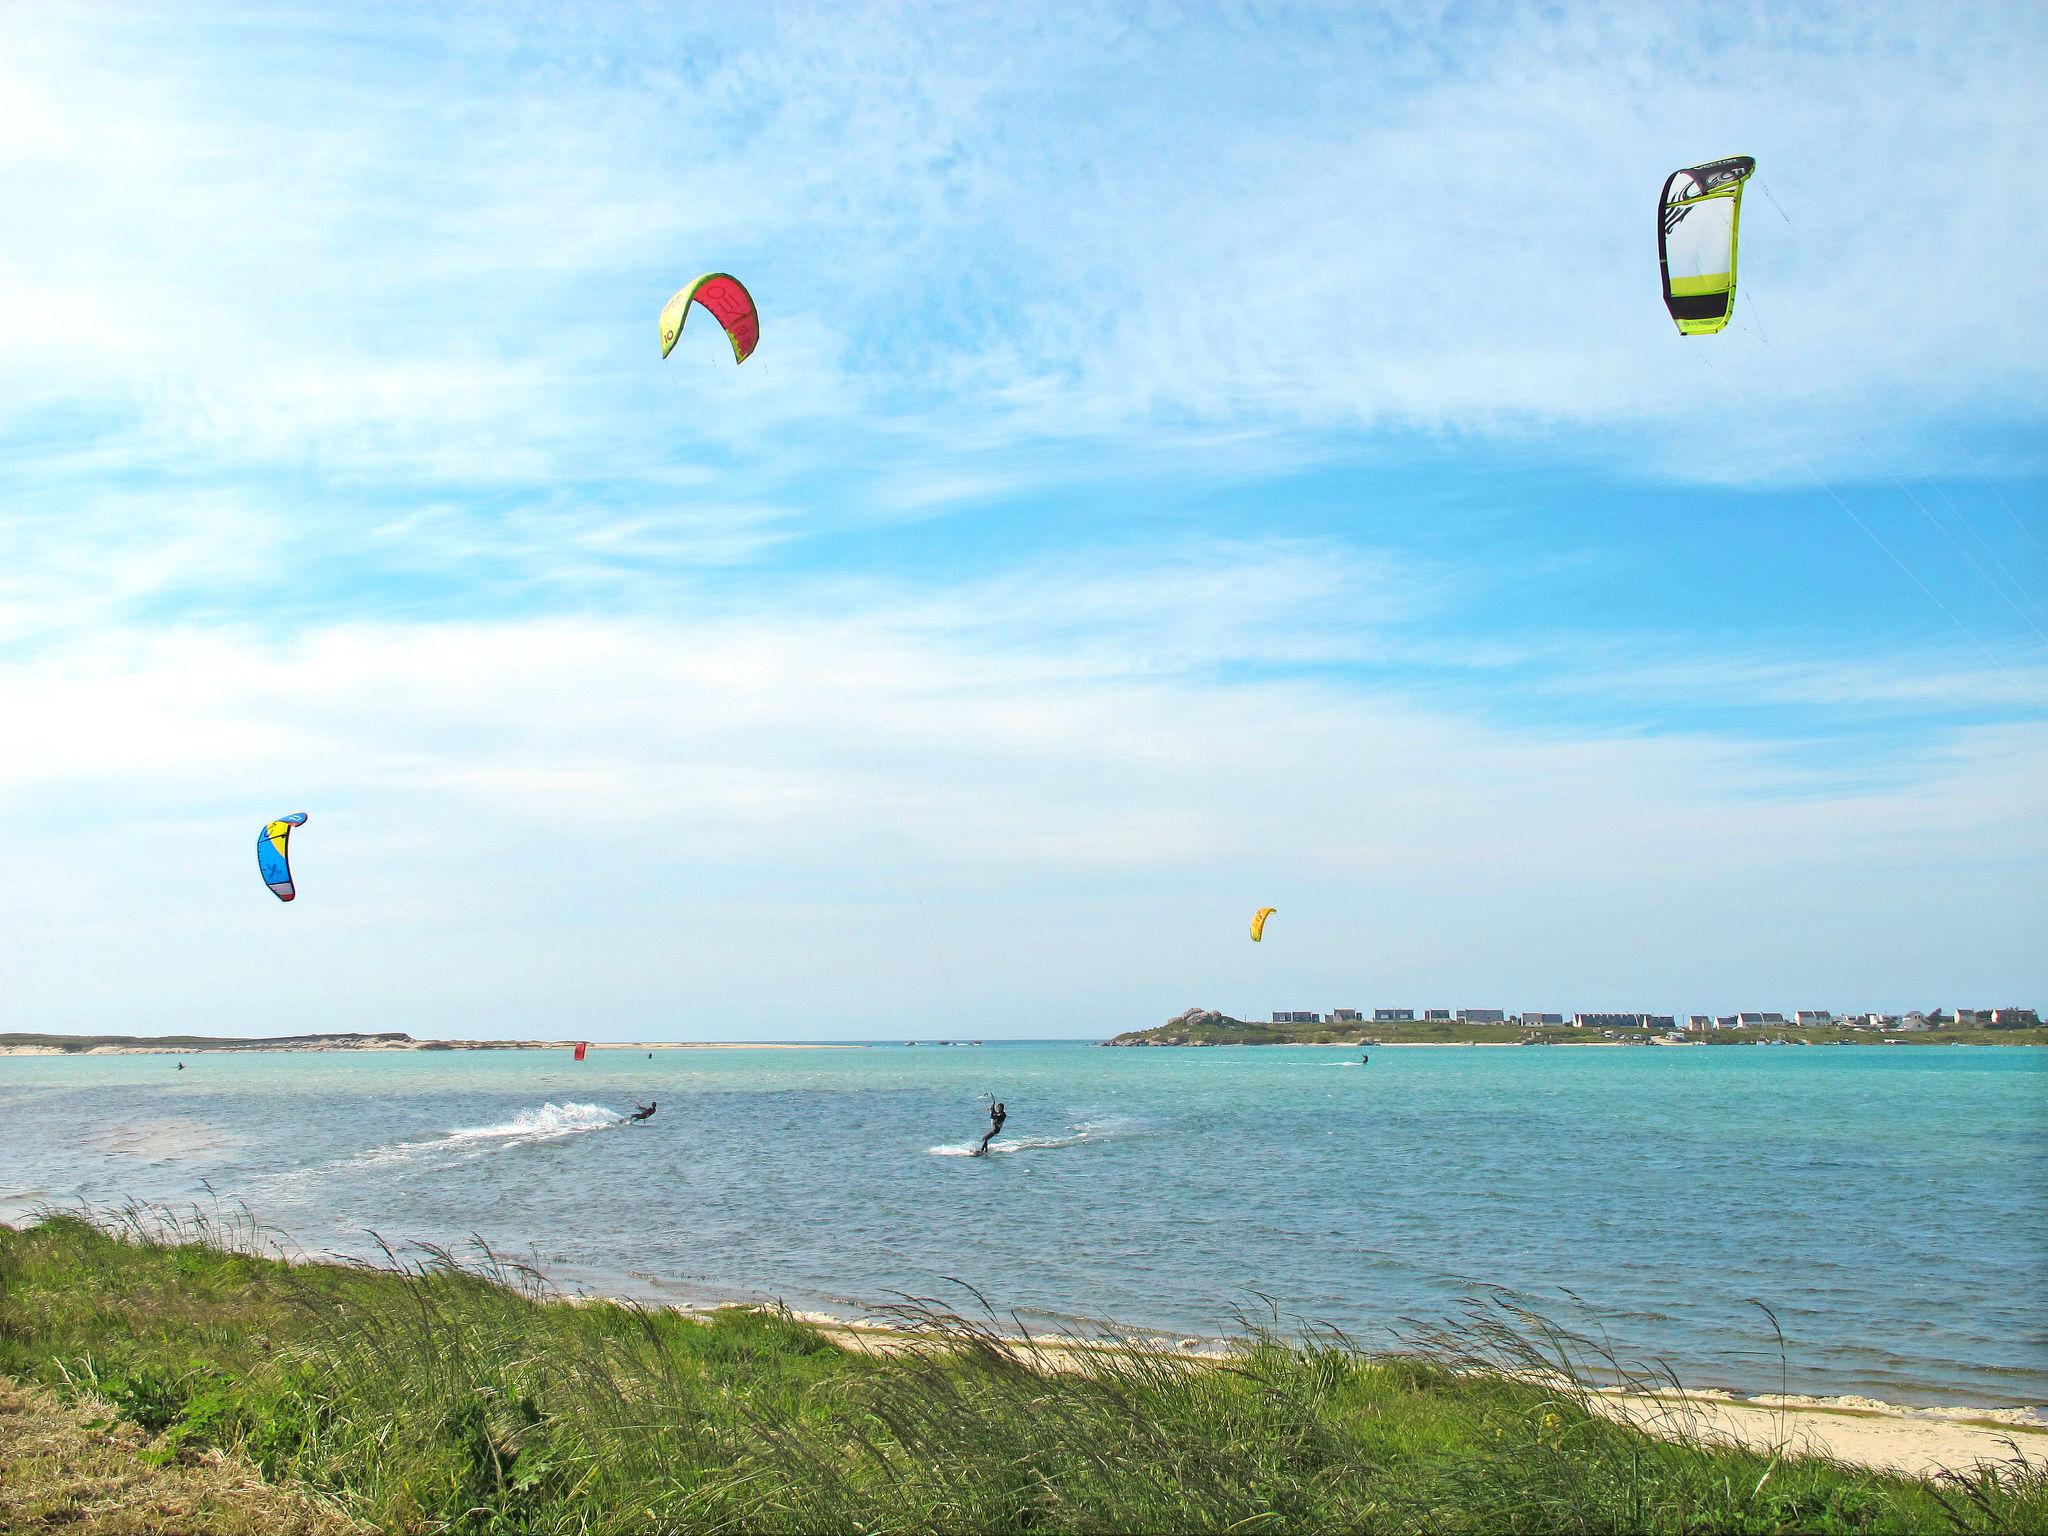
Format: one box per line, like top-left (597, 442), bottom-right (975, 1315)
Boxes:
top-left (3, 1043), bottom-right (2043, 1407)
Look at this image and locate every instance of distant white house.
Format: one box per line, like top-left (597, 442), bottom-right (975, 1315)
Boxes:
top-left (1735, 1012), bottom-right (1786, 1027)
top-left (1374, 1008), bottom-right (1414, 1022)
top-left (1686, 1015), bottom-right (1713, 1031)
top-left (1272, 1011), bottom-right (1321, 1024)
top-left (1521, 1012), bottom-right (1565, 1026)
top-left (1424, 1009), bottom-right (1452, 1021)
top-left (1328, 1009), bottom-right (1362, 1023)
top-left (1458, 1009), bottom-right (1505, 1023)
top-left (1794, 1010), bottom-right (1833, 1026)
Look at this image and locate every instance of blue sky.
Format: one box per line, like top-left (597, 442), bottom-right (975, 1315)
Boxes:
top-left (2, 2), bottom-right (2043, 1038)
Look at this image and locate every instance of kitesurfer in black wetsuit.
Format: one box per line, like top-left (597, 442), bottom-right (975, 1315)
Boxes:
top-left (975, 1101), bottom-right (1006, 1156)
top-left (627, 1101), bottom-right (657, 1123)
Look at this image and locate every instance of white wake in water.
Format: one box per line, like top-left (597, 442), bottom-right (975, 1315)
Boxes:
top-left (259, 1102), bottom-right (625, 1191)
top-left (439, 1102), bottom-right (623, 1146)
top-left (929, 1119), bottom-right (1130, 1158)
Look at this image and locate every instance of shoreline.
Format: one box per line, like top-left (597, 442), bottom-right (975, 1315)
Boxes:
top-left (0, 1039), bottom-right (867, 1057)
top-left (553, 1252), bottom-right (2048, 1451)
top-left (7, 1212), bottom-right (2043, 1489)
top-left (12, 1220), bottom-right (2042, 1534)
top-left (39, 1207), bottom-right (2038, 1437)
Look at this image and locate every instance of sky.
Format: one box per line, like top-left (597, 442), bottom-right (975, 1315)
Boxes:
top-left (1, 1), bottom-right (2043, 1040)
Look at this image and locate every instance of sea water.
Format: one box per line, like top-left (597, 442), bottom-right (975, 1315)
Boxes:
top-left (2, 1042), bottom-right (2042, 1407)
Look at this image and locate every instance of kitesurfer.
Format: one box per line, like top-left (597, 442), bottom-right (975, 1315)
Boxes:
top-left (627, 1101), bottom-right (657, 1123)
top-left (975, 1101), bottom-right (1006, 1156)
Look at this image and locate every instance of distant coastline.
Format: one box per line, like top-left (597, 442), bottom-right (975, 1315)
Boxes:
top-left (0, 1032), bottom-right (862, 1057)
top-left (1103, 1008), bottom-right (2048, 1048)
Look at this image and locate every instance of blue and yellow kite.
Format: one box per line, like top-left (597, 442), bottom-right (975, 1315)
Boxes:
top-left (257, 813), bottom-right (308, 902)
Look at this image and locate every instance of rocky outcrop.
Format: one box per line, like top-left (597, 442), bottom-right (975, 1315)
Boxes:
top-left (1102, 1007), bottom-right (1267, 1046)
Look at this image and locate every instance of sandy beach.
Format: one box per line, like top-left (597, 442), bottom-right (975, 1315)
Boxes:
top-left (1593, 1387), bottom-right (2048, 1480)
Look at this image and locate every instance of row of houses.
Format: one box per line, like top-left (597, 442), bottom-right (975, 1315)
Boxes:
top-left (1273, 1007), bottom-right (2041, 1030)
top-left (1681, 1008), bottom-right (2040, 1032)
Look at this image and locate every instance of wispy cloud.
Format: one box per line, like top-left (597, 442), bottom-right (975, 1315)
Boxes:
top-left (1, 540), bottom-right (2040, 1032)
top-left (5, 1), bottom-right (2042, 508)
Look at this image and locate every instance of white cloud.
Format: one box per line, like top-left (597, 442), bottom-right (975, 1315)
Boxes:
top-left (1, 544), bottom-right (2039, 1036)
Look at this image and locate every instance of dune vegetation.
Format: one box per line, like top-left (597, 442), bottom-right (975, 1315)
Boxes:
top-left (1, 1209), bottom-right (2041, 1534)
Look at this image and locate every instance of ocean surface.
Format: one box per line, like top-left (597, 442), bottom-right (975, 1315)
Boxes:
top-left (3, 1042), bottom-right (2043, 1408)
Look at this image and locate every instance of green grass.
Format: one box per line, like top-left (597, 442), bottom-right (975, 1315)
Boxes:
top-left (1, 1209), bottom-right (2041, 1534)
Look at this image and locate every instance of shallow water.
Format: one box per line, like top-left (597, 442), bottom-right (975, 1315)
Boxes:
top-left (3, 1042), bottom-right (2043, 1407)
